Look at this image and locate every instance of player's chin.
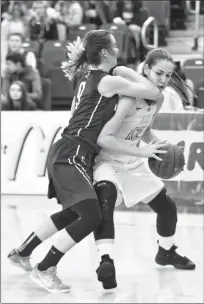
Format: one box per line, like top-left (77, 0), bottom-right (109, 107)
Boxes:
top-left (157, 86), bottom-right (165, 91)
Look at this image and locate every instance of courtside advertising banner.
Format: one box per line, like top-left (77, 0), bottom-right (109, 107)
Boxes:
top-left (1, 111), bottom-right (203, 201)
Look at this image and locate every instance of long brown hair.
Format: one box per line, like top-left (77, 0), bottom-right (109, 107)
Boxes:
top-left (142, 48), bottom-right (192, 106)
top-left (62, 29), bottom-right (114, 80)
top-left (7, 81), bottom-right (29, 110)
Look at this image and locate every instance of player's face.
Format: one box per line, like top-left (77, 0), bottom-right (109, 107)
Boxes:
top-left (9, 84), bottom-right (22, 101)
top-left (9, 35), bottom-right (22, 51)
top-left (145, 60), bottom-right (174, 91)
top-left (107, 34), bottom-right (119, 67)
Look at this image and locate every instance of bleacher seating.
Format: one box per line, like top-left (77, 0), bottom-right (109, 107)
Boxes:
top-left (194, 79), bottom-right (204, 109)
top-left (68, 24), bottom-right (97, 42)
top-left (100, 23), bottom-right (137, 65)
top-left (183, 58), bottom-right (204, 88)
top-left (41, 41), bottom-right (74, 108)
top-left (22, 41), bottom-right (40, 57)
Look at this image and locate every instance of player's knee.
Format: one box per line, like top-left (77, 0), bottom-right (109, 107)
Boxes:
top-left (148, 188), bottom-right (178, 225)
top-left (50, 208), bottom-right (78, 230)
top-left (153, 189), bottom-right (177, 236)
top-left (65, 199), bottom-right (102, 242)
top-left (94, 180), bottom-right (117, 222)
top-left (161, 190), bottom-right (177, 224)
top-left (80, 199), bottom-right (102, 231)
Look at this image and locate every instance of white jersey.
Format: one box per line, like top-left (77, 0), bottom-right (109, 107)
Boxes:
top-left (94, 98), bottom-right (164, 207)
top-left (95, 98), bottom-right (157, 167)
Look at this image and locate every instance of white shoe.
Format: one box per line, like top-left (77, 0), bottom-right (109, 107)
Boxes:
top-left (8, 249), bottom-right (32, 271)
top-left (30, 264), bottom-right (70, 293)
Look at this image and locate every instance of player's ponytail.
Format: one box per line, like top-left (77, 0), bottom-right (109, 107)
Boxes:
top-left (62, 30), bottom-right (113, 80)
top-left (61, 36), bottom-right (87, 80)
top-left (168, 70), bottom-right (191, 107)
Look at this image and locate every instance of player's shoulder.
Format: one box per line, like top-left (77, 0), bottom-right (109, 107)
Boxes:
top-left (87, 70), bottom-right (109, 84)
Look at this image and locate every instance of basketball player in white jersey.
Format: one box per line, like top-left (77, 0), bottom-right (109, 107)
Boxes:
top-left (93, 49), bottom-right (196, 289)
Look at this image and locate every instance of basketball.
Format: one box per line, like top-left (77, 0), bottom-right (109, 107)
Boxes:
top-left (148, 143), bottom-right (185, 179)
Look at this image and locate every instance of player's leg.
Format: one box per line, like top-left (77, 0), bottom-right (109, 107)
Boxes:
top-left (30, 197), bottom-right (102, 293)
top-left (29, 163), bottom-right (102, 293)
top-left (93, 162), bottom-right (121, 289)
top-left (94, 180), bottom-right (118, 289)
top-left (147, 188), bottom-right (195, 270)
top-left (7, 172), bottom-right (79, 272)
top-left (7, 206), bottom-right (78, 271)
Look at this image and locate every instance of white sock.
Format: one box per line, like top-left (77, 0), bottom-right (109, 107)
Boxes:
top-left (53, 229), bottom-right (76, 254)
top-left (96, 239), bottom-right (114, 260)
top-left (35, 216), bottom-right (58, 241)
top-left (158, 235), bottom-right (174, 250)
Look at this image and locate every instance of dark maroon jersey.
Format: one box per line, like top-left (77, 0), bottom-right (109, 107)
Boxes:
top-left (62, 70), bottom-right (118, 152)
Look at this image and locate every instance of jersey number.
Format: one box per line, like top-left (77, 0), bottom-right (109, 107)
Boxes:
top-left (75, 81), bottom-right (86, 110)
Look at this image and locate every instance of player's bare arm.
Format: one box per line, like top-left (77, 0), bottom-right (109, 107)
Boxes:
top-left (113, 66), bottom-right (159, 87)
top-left (98, 75), bottom-right (161, 100)
top-left (97, 96), bottom-right (167, 160)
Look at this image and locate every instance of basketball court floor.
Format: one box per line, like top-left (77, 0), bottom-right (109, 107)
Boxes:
top-left (1, 195), bottom-right (203, 303)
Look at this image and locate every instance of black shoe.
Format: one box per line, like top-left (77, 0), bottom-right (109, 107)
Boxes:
top-left (155, 245), bottom-right (196, 270)
top-left (96, 254), bottom-right (117, 289)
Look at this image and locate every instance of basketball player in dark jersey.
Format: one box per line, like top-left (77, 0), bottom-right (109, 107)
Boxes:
top-left (7, 30), bottom-right (162, 293)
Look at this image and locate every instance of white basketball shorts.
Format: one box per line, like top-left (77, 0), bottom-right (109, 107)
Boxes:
top-left (93, 159), bottom-right (164, 208)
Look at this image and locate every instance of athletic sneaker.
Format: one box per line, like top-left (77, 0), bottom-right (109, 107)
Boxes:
top-left (96, 254), bottom-right (117, 289)
top-left (8, 249), bottom-right (32, 271)
top-left (155, 245), bottom-right (196, 270)
top-left (30, 264), bottom-right (70, 293)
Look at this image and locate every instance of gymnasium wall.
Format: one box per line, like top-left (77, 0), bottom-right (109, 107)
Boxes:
top-left (1, 111), bottom-right (203, 205)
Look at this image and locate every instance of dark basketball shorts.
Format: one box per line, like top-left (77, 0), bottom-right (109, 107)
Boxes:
top-left (47, 137), bottom-right (98, 209)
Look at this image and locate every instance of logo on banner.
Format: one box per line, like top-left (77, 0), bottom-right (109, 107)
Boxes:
top-left (6, 125), bottom-right (63, 181)
top-left (2, 126), bottom-right (204, 182)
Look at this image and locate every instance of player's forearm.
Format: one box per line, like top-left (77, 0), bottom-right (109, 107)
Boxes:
top-left (114, 66), bottom-right (156, 88)
top-left (141, 129), bottom-right (161, 144)
top-left (97, 135), bottom-right (142, 157)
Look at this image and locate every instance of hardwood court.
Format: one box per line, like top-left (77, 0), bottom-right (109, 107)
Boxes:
top-left (1, 195), bottom-right (203, 303)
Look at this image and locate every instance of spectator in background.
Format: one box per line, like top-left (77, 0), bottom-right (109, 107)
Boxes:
top-left (55, 1), bottom-right (83, 26)
top-left (113, 0), bottom-right (149, 56)
top-left (1, 0), bottom-right (11, 22)
top-left (1, 1), bottom-right (28, 38)
top-left (1, 1), bottom-right (29, 69)
top-left (1, 33), bottom-right (37, 77)
top-left (1, 81), bottom-right (37, 111)
top-left (2, 53), bottom-right (42, 108)
top-left (54, 0), bottom-right (83, 40)
top-left (170, 0), bottom-right (187, 29)
top-left (83, 0), bottom-right (112, 28)
top-left (28, 1), bottom-right (58, 40)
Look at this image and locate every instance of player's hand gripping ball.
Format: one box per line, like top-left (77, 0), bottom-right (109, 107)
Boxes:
top-left (148, 143), bottom-right (185, 179)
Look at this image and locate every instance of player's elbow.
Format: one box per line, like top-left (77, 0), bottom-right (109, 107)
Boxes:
top-left (97, 134), bottom-right (112, 149)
